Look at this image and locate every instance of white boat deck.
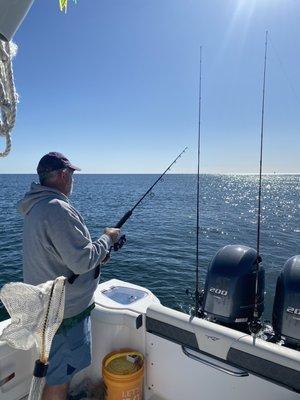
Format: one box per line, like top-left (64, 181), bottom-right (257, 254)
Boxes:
top-left (1, 279), bottom-right (299, 400)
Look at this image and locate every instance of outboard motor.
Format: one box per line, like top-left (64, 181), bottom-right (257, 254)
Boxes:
top-left (202, 245), bottom-right (265, 330)
top-left (272, 255), bottom-right (300, 349)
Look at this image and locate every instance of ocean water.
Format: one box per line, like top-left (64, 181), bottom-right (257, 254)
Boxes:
top-left (0, 174), bottom-right (299, 322)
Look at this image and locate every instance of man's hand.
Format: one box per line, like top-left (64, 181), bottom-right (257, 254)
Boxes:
top-left (104, 227), bottom-right (121, 244)
top-left (102, 253), bottom-right (111, 264)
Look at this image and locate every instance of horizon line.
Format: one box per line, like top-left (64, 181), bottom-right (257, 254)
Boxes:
top-left (0, 172), bottom-right (299, 176)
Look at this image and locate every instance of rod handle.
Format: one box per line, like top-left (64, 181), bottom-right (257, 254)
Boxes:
top-left (115, 210), bottom-right (132, 228)
top-left (33, 360), bottom-right (48, 378)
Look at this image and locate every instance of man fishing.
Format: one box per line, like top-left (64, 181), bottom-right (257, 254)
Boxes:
top-left (17, 152), bottom-right (120, 400)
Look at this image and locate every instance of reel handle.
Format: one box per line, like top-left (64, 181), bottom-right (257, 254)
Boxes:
top-left (93, 235), bottom-right (126, 280)
top-left (112, 234), bottom-right (126, 251)
top-left (108, 211), bottom-right (129, 253)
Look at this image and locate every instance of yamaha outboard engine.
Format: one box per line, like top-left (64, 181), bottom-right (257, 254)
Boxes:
top-left (202, 245), bottom-right (265, 331)
top-left (272, 255), bottom-right (300, 349)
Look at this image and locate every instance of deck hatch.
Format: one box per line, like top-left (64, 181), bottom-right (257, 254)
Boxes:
top-left (227, 347), bottom-right (300, 393)
top-left (146, 317), bottom-right (199, 350)
top-left (101, 286), bottom-right (148, 305)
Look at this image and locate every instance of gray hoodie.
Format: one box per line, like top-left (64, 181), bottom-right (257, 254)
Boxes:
top-left (18, 182), bottom-right (112, 318)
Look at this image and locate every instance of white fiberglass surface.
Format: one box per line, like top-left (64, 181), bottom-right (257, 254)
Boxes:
top-left (145, 333), bottom-right (299, 400)
top-left (1, 281), bottom-right (299, 400)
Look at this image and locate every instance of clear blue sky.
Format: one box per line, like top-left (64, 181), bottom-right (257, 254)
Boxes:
top-left (1, 0), bottom-right (299, 173)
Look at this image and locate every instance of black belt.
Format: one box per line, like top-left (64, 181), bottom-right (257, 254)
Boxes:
top-left (68, 265), bottom-right (100, 284)
top-left (56, 303), bottom-right (95, 334)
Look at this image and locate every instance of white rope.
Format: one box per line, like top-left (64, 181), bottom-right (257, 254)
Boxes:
top-left (0, 40), bottom-right (18, 157)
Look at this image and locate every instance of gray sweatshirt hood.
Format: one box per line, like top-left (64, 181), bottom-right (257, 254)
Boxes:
top-left (18, 182), bottom-right (69, 215)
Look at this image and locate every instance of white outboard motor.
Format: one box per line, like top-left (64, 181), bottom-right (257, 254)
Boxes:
top-left (272, 255), bottom-right (300, 348)
top-left (202, 245), bottom-right (265, 329)
top-left (0, 0), bottom-right (34, 41)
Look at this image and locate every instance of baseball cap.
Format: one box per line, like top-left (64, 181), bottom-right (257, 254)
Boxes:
top-left (37, 152), bottom-right (81, 175)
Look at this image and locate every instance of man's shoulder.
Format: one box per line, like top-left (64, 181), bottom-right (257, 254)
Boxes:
top-left (48, 198), bottom-right (81, 220)
top-left (48, 197), bottom-right (70, 209)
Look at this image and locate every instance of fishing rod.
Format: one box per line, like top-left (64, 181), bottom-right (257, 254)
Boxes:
top-left (195, 46), bottom-right (203, 317)
top-left (113, 146), bottom-right (188, 249)
top-left (249, 30), bottom-right (268, 336)
top-left (68, 147), bottom-right (188, 284)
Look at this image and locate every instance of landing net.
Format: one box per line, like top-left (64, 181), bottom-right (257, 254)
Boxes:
top-left (0, 277), bottom-right (66, 400)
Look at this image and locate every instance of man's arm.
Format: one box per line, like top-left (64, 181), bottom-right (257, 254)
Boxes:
top-left (46, 201), bottom-right (119, 274)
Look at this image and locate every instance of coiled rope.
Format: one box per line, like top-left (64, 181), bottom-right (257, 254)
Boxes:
top-left (0, 40), bottom-right (18, 158)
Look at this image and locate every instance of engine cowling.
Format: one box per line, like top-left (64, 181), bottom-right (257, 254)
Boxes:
top-left (272, 255), bottom-right (300, 348)
top-left (203, 245), bottom-right (265, 327)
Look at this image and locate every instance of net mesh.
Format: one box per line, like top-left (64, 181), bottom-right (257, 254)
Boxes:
top-left (0, 277), bottom-right (65, 361)
top-left (28, 376), bottom-right (46, 400)
top-left (0, 277), bottom-right (66, 400)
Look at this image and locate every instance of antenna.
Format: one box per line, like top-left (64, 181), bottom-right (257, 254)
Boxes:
top-left (195, 46), bottom-right (203, 317)
top-left (250, 30), bottom-right (268, 336)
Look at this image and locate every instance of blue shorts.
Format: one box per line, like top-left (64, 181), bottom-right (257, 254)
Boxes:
top-left (46, 316), bottom-right (92, 386)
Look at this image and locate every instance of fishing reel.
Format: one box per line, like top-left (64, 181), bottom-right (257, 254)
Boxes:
top-left (112, 234), bottom-right (126, 251)
top-left (249, 318), bottom-right (263, 336)
top-left (186, 288), bottom-right (205, 318)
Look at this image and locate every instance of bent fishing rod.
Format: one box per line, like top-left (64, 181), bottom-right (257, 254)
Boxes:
top-left (68, 147), bottom-right (188, 284)
top-left (113, 146), bottom-right (188, 249)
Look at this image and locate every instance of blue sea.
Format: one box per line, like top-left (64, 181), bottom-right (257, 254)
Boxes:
top-left (0, 174), bottom-right (299, 322)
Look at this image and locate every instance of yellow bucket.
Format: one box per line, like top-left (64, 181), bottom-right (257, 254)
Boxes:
top-left (102, 349), bottom-right (144, 400)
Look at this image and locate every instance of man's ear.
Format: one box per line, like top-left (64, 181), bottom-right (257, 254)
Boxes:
top-left (57, 169), bottom-right (66, 183)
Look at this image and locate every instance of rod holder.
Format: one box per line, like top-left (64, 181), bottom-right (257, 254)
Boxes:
top-left (0, 0), bottom-right (34, 42)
